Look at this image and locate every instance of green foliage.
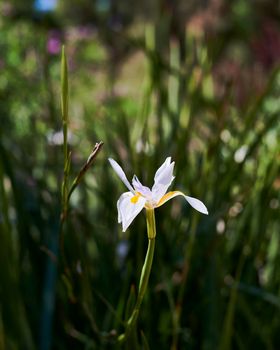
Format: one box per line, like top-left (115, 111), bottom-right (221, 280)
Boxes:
top-left (1, 1), bottom-right (280, 349)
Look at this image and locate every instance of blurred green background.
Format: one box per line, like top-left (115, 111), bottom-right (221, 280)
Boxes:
top-left (1, 0), bottom-right (280, 349)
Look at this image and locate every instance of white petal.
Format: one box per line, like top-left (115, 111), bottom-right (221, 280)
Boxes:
top-left (156, 190), bottom-right (208, 215)
top-left (117, 192), bottom-right (131, 223)
top-left (185, 195), bottom-right (209, 215)
top-left (151, 182), bottom-right (172, 205)
top-left (132, 175), bottom-right (152, 197)
top-left (109, 158), bottom-right (135, 193)
top-left (154, 157), bottom-right (172, 182)
top-left (152, 157), bottom-right (175, 203)
top-left (117, 191), bottom-right (146, 231)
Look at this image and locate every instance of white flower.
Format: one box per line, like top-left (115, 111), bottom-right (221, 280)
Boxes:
top-left (109, 157), bottom-right (208, 232)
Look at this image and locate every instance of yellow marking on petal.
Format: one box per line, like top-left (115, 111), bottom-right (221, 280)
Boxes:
top-left (130, 192), bottom-right (141, 204)
top-left (156, 191), bottom-right (184, 208)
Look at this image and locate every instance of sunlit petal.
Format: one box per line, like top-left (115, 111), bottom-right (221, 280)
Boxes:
top-left (132, 175), bottom-right (152, 197)
top-left (117, 191), bottom-right (146, 231)
top-left (151, 183), bottom-right (170, 205)
top-left (154, 157), bottom-right (171, 181)
top-left (152, 157), bottom-right (175, 203)
top-left (109, 158), bottom-right (135, 193)
top-left (154, 157), bottom-right (173, 183)
top-left (117, 192), bottom-right (131, 223)
top-left (185, 195), bottom-right (208, 215)
top-left (156, 190), bottom-right (208, 215)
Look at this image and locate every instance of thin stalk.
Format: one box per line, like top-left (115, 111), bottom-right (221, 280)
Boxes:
top-left (119, 209), bottom-right (156, 345)
top-left (61, 45), bottom-right (69, 219)
top-left (58, 48), bottom-right (104, 314)
top-left (127, 240), bottom-right (155, 328)
top-left (66, 142), bottom-right (104, 203)
top-left (39, 46), bottom-right (69, 350)
top-left (58, 45), bottom-right (71, 286)
top-left (59, 48), bottom-right (103, 280)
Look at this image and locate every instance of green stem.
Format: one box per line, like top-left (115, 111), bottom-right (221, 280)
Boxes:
top-left (120, 209), bottom-right (156, 344)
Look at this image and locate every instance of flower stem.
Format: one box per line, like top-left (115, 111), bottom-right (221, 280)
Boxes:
top-left (120, 209), bottom-right (156, 344)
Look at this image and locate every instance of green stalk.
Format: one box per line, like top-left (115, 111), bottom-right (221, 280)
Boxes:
top-left (119, 209), bottom-right (156, 345)
top-left (61, 45), bottom-right (69, 219)
top-left (61, 46), bottom-right (68, 160)
top-left (67, 142), bottom-right (104, 202)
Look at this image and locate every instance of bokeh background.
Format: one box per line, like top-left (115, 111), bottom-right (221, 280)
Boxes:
top-left (1, 0), bottom-right (280, 349)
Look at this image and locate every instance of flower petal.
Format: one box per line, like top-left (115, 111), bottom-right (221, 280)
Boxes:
top-left (156, 191), bottom-right (183, 207)
top-left (108, 158), bottom-right (135, 193)
top-left (154, 157), bottom-right (172, 180)
top-left (185, 195), bottom-right (208, 215)
top-left (117, 192), bottom-right (131, 223)
top-left (117, 191), bottom-right (146, 231)
top-left (132, 175), bottom-right (152, 197)
top-left (152, 157), bottom-right (175, 203)
top-left (156, 190), bottom-right (208, 215)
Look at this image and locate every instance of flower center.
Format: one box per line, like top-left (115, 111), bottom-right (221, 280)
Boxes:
top-left (130, 192), bottom-right (141, 204)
